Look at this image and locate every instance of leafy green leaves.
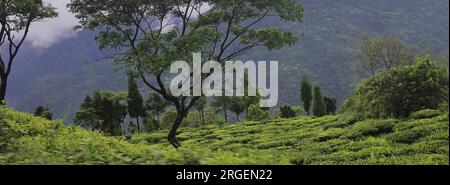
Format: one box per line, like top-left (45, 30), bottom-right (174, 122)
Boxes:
top-left (241, 28), bottom-right (298, 50)
top-left (341, 57), bottom-right (449, 119)
top-left (1, 0), bottom-right (57, 30)
top-left (1, 105), bottom-right (449, 165)
top-left (69, 0), bottom-right (304, 74)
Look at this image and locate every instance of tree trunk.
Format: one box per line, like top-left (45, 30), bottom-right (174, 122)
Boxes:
top-left (222, 97), bottom-right (228, 122)
top-left (236, 113), bottom-right (240, 122)
top-left (201, 110), bottom-right (205, 125)
top-left (198, 110), bottom-right (202, 125)
top-left (0, 76), bottom-right (7, 103)
top-left (168, 109), bottom-right (187, 148)
top-left (156, 113), bottom-right (160, 130)
top-left (136, 117), bottom-right (140, 133)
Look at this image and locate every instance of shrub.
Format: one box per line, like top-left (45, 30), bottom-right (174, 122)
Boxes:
top-left (410, 109), bottom-right (442, 119)
top-left (387, 129), bottom-right (426, 144)
top-left (291, 106), bottom-right (305, 116)
top-left (246, 104), bottom-right (269, 121)
top-left (1, 106), bottom-right (449, 165)
top-left (345, 120), bottom-right (395, 139)
top-left (340, 57), bottom-right (449, 119)
top-left (280, 105), bottom-right (296, 118)
top-left (34, 106), bottom-right (53, 120)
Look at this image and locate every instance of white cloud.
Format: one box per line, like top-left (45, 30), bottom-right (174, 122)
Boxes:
top-left (25, 1), bottom-right (212, 48)
top-left (27, 0), bottom-right (78, 48)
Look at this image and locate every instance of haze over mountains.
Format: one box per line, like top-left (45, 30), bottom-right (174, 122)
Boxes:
top-left (6, 0), bottom-right (449, 122)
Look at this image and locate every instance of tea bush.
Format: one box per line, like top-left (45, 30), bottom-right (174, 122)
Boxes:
top-left (1, 107), bottom-right (448, 165)
top-left (410, 109), bottom-right (443, 119)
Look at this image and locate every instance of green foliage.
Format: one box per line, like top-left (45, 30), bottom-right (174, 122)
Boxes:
top-left (246, 104), bottom-right (269, 121)
top-left (184, 108), bottom-right (225, 128)
top-left (0, 0), bottom-right (57, 24)
top-left (354, 37), bottom-right (416, 76)
top-left (300, 75), bottom-right (312, 115)
top-left (74, 91), bottom-right (127, 135)
top-left (34, 106), bottom-right (53, 120)
top-left (410, 109), bottom-right (443, 120)
top-left (1, 107), bottom-right (62, 153)
top-left (69, 0), bottom-right (304, 147)
top-left (134, 110), bottom-right (448, 165)
top-left (341, 57), bottom-right (449, 119)
top-left (312, 85), bottom-right (326, 117)
top-left (1, 106), bottom-right (448, 164)
top-left (160, 108), bottom-right (177, 129)
top-left (161, 108), bottom-right (224, 129)
top-left (127, 74), bottom-right (145, 132)
top-left (193, 97), bottom-right (208, 125)
top-left (143, 113), bottom-right (157, 132)
top-left (0, 0), bottom-right (58, 101)
top-left (145, 92), bottom-right (169, 130)
top-left (228, 97), bottom-right (245, 122)
top-left (291, 106), bottom-right (305, 116)
top-left (74, 95), bottom-right (99, 131)
top-left (9, 1), bottom-right (449, 123)
top-left (323, 96), bottom-right (336, 115)
top-left (344, 120), bottom-right (395, 139)
top-left (280, 105), bottom-right (296, 118)
top-left (387, 129), bottom-right (426, 144)
top-left (211, 96), bottom-right (230, 123)
top-left (0, 107), bottom-right (215, 164)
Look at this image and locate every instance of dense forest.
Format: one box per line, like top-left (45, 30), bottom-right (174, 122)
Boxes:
top-left (0, 0), bottom-right (449, 165)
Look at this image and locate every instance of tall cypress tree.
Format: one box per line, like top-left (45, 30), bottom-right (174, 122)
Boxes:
top-left (312, 85), bottom-right (326, 117)
top-left (323, 96), bottom-right (337, 115)
top-left (127, 74), bottom-right (145, 133)
top-left (300, 75), bottom-right (313, 115)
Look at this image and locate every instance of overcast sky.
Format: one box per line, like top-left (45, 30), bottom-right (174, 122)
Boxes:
top-left (27, 0), bottom-right (78, 48)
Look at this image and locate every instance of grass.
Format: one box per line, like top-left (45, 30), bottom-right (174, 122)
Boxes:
top-left (1, 107), bottom-right (448, 165)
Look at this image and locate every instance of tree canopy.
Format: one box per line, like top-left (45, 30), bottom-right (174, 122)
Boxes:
top-left (69, 0), bottom-right (304, 147)
top-left (341, 56), bottom-right (449, 119)
top-left (0, 0), bottom-right (57, 102)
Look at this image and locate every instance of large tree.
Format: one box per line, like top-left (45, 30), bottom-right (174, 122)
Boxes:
top-left (354, 37), bottom-right (416, 76)
top-left (300, 75), bottom-right (312, 115)
top-left (127, 74), bottom-right (146, 133)
top-left (145, 92), bottom-right (169, 130)
top-left (69, 0), bottom-right (303, 147)
top-left (341, 57), bottom-right (449, 119)
top-left (0, 0), bottom-right (57, 103)
top-left (211, 95), bottom-right (230, 123)
top-left (74, 91), bottom-right (128, 136)
top-left (323, 96), bottom-right (336, 115)
top-left (312, 84), bottom-right (326, 117)
top-left (228, 97), bottom-right (245, 122)
top-left (74, 95), bottom-right (100, 131)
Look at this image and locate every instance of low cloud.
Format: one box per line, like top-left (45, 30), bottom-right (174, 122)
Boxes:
top-left (26, 1), bottom-right (212, 48)
top-left (27, 0), bottom-right (78, 48)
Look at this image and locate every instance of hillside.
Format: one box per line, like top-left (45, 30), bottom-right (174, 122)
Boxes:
top-left (1, 107), bottom-right (448, 165)
top-left (6, 0), bottom-right (449, 122)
